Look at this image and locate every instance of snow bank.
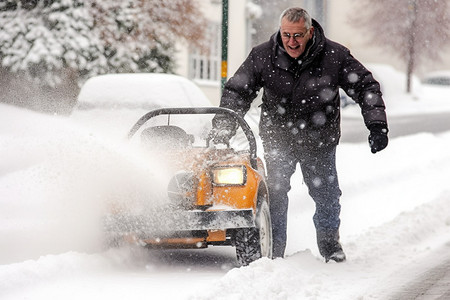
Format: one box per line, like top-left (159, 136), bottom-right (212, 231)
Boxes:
top-left (195, 192), bottom-right (450, 300)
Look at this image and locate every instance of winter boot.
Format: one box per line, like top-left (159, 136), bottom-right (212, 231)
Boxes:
top-left (316, 230), bottom-right (346, 263)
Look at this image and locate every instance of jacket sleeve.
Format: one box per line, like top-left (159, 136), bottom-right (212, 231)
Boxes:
top-left (220, 49), bottom-right (263, 118)
top-left (339, 49), bottom-right (388, 129)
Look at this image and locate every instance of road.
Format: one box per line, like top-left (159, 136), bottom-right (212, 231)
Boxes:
top-left (341, 111), bottom-right (450, 143)
top-left (373, 242), bottom-right (450, 300)
top-left (395, 258), bottom-right (450, 299)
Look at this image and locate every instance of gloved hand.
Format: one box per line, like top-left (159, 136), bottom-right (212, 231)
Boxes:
top-left (209, 115), bottom-right (238, 146)
top-left (368, 123), bottom-right (388, 153)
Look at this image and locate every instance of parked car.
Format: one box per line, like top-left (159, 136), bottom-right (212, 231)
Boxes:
top-left (71, 73), bottom-right (211, 139)
top-left (421, 71), bottom-right (450, 86)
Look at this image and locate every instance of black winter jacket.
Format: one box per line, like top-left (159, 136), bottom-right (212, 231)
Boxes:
top-left (220, 20), bottom-right (387, 150)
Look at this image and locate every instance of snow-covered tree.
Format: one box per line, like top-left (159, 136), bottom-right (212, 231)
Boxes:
top-left (349, 0), bottom-right (450, 93)
top-left (0, 0), bottom-right (101, 87)
top-left (0, 0), bottom-right (206, 88)
top-left (90, 0), bottom-right (207, 75)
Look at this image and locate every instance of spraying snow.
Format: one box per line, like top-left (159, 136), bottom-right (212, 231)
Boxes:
top-left (0, 104), bottom-right (175, 264)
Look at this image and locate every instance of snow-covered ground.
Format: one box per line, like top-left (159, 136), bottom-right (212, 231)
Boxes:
top-left (1, 82), bottom-right (450, 299)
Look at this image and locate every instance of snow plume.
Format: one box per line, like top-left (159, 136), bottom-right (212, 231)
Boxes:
top-left (0, 104), bottom-right (172, 264)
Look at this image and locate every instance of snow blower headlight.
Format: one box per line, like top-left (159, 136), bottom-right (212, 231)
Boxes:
top-left (212, 165), bottom-right (246, 186)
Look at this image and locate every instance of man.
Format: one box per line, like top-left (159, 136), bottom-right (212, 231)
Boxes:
top-left (211, 7), bottom-right (388, 262)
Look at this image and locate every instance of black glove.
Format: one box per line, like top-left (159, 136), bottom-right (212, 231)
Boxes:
top-left (368, 123), bottom-right (388, 154)
top-left (209, 115), bottom-right (238, 145)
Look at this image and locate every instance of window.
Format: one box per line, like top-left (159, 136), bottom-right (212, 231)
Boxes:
top-left (189, 22), bottom-right (221, 82)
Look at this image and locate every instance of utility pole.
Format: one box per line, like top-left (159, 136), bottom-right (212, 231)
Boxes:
top-left (406, 0), bottom-right (417, 94)
top-left (221, 0), bottom-right (229, 94)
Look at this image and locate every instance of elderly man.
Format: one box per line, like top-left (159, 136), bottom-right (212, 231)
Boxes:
top-left (212, 7), bottom-right (388, 262)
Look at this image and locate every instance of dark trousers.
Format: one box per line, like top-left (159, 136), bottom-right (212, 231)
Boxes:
top-left (264, 145), bottom-right (342, 258)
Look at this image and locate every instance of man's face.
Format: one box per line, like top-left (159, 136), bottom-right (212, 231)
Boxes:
top-left (280, 18), bottom-right (314, 59)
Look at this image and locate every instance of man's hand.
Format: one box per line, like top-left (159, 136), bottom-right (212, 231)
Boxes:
top-left (209, 115), bottom-right (238, 146)
top-left (368, 123), bottom-right (388, 153)
top-left (209, 127), bottom-right (235, 145)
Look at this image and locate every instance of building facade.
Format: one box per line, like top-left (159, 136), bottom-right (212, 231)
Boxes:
top-left (174, 0), bottom-right (250, 105)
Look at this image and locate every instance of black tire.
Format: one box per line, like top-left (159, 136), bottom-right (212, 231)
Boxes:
top-left (235, 200), bottom-right (273, 266)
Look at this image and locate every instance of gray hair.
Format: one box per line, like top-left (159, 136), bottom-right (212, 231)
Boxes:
top-left (279, 7), bottom-right (312, 29)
